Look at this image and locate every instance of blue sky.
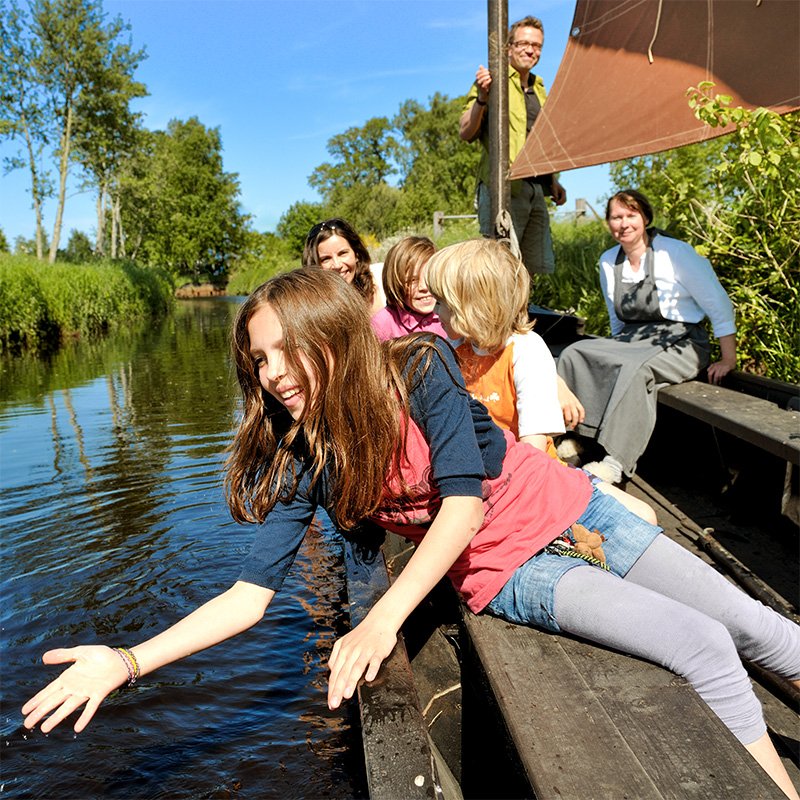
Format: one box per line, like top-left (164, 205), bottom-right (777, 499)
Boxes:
top-left (1, 0), bottom-right (612, 246)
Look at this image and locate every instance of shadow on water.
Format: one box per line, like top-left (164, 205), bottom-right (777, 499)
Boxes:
top-left (0, 298), bottom-right (368, 799)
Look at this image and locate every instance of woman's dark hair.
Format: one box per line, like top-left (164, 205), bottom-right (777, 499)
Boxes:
top-left (605, 190), bottom-right (654, 227)
top-left (301, 218), bottom-right (375, 304)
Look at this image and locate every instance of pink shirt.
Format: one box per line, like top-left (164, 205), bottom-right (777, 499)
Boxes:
top-left (370, 421), bottom-right (592, 613)
top-left (371, 305), bottom-right (447, 341)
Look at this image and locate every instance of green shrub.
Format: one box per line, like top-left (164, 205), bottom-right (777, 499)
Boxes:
top-left (0, 255), bottom-right (174, 353)
top-left (531, 219), bottom-right (614, 336)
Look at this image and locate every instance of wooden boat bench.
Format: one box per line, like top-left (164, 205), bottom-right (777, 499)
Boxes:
top-left (459, 606), bottom-right (784, 799)
top-left (657, 378), bottom-right (800, 466)
top-left (346, 529), bottom-right (786, 799)
top-left (657, 377), bottom-right (800, 523)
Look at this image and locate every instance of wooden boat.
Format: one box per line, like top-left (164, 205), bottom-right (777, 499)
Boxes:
top-left (344, 1), bottom-right (799, 793)
top-left (345, 309), bottom-right (800, 798)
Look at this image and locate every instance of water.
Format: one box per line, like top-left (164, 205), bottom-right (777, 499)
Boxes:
top-left (0, 299), bottom-right (367, 799)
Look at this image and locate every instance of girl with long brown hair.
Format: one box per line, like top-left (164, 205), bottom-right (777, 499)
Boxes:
top-left (21, 268), bottom-right (800, 799)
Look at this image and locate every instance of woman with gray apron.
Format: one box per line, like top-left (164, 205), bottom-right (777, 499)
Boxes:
top-left (557, 190), bottom-right (737, 483)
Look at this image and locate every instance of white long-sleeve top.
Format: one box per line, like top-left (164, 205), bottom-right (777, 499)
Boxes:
top-left (599, 236), bottom-right (736, 339)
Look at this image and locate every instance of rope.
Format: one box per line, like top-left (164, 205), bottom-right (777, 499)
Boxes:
top-left (647, 0), bottom-right (664, 64)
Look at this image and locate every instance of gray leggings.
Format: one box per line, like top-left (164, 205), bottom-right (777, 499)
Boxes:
top-left (553, 534), bottom-right (800, 745)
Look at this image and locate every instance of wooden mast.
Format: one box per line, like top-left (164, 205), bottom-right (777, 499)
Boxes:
top-left (487, 0), bottom-right (509, 238)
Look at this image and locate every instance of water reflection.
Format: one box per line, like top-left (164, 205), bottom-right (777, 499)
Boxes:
top-left (1, 298), bottom-right (367, 798)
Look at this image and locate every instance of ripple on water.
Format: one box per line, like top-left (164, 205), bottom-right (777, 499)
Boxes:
top-left (1, 299), bottom-right (367, 798)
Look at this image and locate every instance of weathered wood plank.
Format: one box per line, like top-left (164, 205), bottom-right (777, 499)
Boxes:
top-left (344, 539), bottom-right (442, 800)
top-left (461, 609), bottom-right (783, 799)
top-left (658, 381), bottom-right (800, 464)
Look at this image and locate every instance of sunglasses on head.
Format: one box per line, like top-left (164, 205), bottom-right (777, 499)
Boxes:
top-left (306, 220), bottom-right (341, 242)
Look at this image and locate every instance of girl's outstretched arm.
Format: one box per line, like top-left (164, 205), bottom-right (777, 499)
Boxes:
top-left (327, 495), bottom-right (483, 709)
top-left (22, 580), bottom-right (275, 733)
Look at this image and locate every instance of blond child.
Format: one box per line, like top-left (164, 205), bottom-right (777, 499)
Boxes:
top-left (371, 237), bottom-right (447, 341)
top-left (426, 239), bottom-right (658, 524)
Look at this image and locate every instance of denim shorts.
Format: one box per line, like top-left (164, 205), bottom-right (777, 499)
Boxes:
top-left (485, 486), bottom-right (662, 632)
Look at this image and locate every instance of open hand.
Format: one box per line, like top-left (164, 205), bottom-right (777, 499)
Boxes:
top-left (326, 618), bottom-right (397, 710)
top-left (22, 646), bottom-right (129, 733)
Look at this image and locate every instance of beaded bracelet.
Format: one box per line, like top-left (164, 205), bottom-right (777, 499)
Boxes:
top-left (112, 647), bottom-right (141, 685)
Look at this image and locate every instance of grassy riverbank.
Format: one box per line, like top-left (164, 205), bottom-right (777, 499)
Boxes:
top-left (0, 255), bottom-right (174, 353)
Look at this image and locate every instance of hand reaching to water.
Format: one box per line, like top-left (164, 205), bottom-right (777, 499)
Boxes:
top-left (22, 646), bottom-right (130, 733)
top-left (326, 617), bottom-right (397, 710)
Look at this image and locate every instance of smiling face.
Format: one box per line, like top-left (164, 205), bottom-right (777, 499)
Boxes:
top-left (405, 261), bottom-right (437, 315)
top-left (248, 303), bottom-right (317, 421)
top-left (316, 235), bottom-right (358, 284)
top-left (508, 25), bottom-right (543, 74)
top-left (607, 199), bottom-right (647, 252)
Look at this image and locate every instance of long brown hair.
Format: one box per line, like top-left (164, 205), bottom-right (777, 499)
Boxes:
top-left (301, 218), bottom-right (375, 305)
top-left (225, 268), bottom-right (436, 528)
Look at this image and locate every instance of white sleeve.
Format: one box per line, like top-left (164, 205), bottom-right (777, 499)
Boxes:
top-left (662, 240), bottom-right (736, 338)
top-left (512, 332), bottom-right (566, 438)
top-left (599, 248), bottom-right (624, 335)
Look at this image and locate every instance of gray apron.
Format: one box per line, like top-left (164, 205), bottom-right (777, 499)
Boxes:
top-left (557, 232), bottom-right (711, 473)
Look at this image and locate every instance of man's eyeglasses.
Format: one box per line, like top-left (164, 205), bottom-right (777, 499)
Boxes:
top-left (306, 220), bottom-right (340, 241)
top-left (511, 40), bottom-right (542, 52)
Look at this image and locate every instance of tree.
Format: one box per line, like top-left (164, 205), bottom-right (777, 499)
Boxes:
top-left (59, 228), bottom-right (94, 262)
top-left (682, 84), bottom-right (799, 380)
top-left (0, 0), bottom-right (54, 259)
top-left (28, 0), bottom-right (146, 262)
top-left (393, 93), bottom-right (479, 227)
top-left (0, 226), bottom-right (9, 253)
top-left (609, 137), bottom-right (731, 238)
top-left (14, 228), bottom-right (50, 256)
top-left (72, 42), bottom-right (147, 258)
top-left (308, 116), bottom-right (399, 234)
top-left (276, 200), bottom-right (326, 254)
top-left (133, 117), bottom-right (250, 279)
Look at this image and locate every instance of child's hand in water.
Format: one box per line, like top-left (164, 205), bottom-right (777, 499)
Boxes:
top-left (326, 617), bottom-right (397, 709)
top-left (22, 645), bottom-right (130, 733)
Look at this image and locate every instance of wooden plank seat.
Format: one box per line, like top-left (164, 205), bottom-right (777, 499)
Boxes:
top-left (362, 532), bottom-right (786, 800)
top-left (657, 379), bottom-right (800, 466)
top-left (459, 609), bottom-right (784, 800)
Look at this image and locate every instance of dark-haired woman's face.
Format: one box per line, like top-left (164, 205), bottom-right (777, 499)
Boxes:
top-left (607, 199), bottom-right (646, 251)
top-left (317, 235), bottom-right (357, 284)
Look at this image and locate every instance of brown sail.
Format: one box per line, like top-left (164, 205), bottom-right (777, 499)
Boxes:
top-left (510, 0), bottom-right (800, 179)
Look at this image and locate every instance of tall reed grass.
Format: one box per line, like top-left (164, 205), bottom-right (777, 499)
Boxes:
top-left (0, 255), bottom-right (174, 353)
top-left (532, 219), bottom-right (616, 337)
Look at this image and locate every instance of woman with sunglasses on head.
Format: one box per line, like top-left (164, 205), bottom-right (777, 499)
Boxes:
top-left (20, 268), bottom-right (799, 798)
top-left (302, 218), bottom-right (384, 316)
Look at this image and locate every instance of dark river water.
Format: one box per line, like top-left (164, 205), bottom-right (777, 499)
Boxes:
top-left (1, 298), bottom-right (368, 799)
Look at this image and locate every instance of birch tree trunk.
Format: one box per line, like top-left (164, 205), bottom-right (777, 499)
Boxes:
top-left (48, 102), bottom-right (73, 263)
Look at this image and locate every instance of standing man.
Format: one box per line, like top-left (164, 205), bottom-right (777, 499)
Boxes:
top-left (460, 15), bottom-right (566, 277)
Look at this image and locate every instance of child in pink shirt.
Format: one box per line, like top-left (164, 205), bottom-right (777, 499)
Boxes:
top-left (371, 237), bottom-right (447, 341)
